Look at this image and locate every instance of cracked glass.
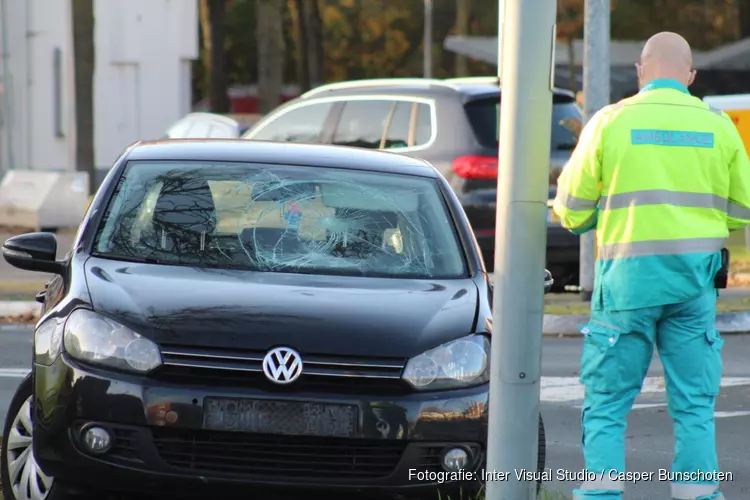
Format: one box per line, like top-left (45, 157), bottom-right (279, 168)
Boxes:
top-left (93, 160), bottom-right (468, 279)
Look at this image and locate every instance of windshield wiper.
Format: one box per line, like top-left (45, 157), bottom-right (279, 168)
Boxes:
top-left (92, 253), bottom-right (166, 265)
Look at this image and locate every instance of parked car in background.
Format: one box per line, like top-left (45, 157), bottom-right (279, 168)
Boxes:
top-left (242, 77), bottom-right (583, 290)
top-left (1, 139), bottom-right (553, 500)
top-left (163, 112), bottom-right (243, 139)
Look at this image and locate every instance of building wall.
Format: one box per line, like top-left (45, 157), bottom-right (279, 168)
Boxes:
top-left (0, 0), bottom-right (198, 175)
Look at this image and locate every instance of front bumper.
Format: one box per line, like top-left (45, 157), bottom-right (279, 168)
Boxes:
top-left (32, 354), bottom-right (488, 495)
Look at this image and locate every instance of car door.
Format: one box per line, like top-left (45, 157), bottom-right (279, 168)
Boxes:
top-left (243, 101), bottom-right (337, 143)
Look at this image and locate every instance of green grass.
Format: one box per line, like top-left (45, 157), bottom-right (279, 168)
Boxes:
top-left (727, 230), bottom-right (750, 273)
top-left (0, 281), bottom-right (47, 301)
top-left (544, 296), bottom-right (750, 316)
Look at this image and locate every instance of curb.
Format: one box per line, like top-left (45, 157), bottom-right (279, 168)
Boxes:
top-left (543, 312), bottom-right (750, 336)
top-left (0, 300), bottom-right (39, 318)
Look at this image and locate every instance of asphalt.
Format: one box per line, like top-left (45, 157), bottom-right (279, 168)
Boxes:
top-left (0, 325), bottom-right (747, 499)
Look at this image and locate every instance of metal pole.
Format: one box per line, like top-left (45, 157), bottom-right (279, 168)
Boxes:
top-left (423, 0), bottom-right (432, 78)
top-left (486, 0), bottom-right (556, 498)
top-left (579, 0), bottom-right (610, 301)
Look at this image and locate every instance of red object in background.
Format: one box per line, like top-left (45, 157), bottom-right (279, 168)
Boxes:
top-left (229, 94), bottom-right (298, 113)
top-left (451, 155), bottom-right (499, 179)
top-left (195, 85), bottom-right (301, 114)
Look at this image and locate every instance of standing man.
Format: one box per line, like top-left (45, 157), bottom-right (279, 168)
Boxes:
top-left (553, 32), bottom-right (750, 500)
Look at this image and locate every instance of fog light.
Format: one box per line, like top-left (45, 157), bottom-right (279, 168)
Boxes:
top-left (81, 425), bottom-right (113, 455)
top-left (441, 447), bottom-right (470, 471)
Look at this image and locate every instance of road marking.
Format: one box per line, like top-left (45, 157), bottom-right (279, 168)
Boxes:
top-left (631, 403), bottom-right (667, 410)
top-left (541, 376), bottom-right (750, 403)
top-left (0, 368), bottom-right (30, 378)
top-left (714, 411), bottom-right (750, 419)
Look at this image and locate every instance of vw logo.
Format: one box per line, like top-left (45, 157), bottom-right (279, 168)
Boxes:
top-left (262, 347), bottom-right (303, 384)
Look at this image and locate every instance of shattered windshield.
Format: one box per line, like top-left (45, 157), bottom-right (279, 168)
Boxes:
top-left (92, 161), bottom-right (467, 279)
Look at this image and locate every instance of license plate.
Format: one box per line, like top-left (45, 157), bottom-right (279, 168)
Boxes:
top-left (203, 398), bottom-right (358, 437)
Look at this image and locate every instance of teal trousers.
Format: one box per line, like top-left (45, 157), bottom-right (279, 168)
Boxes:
top-left (572, 288), bottom-right (726, 500)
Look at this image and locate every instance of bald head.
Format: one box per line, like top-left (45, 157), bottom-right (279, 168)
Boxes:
top-left (637, 32), bottom-right (695, 88)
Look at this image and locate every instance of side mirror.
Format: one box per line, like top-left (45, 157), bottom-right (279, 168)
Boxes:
top-left (544, 269), bottom-right (554, 294)
top-left (2, 232), bottom-right (65, 274)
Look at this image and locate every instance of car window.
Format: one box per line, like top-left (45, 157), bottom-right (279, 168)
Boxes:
top-left (249, 102), bottom-right (333, 143)
top-left (464, 97), bottom-right (582, 151)
top-left (93, 160), bottom-right (467, 279)
top-left (382, 101), bottom-right (411, 149)
top-left (332, 100), bottom-right (394, 149)
top-left (414, 103), bottom-right (432, 146)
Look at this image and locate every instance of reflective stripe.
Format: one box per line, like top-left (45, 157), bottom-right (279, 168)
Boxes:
top-left (555, 189), bottom-right (598, 211)
top-left (578, 476), bottom-right (624, 492)
top-left (598, 237), bottom-right (725, 260)
top-left (670, 482), bottom-right (718, 499)
top-left (728, 200), bottom-right (750, 220)
top-left (600, 190), bottom-right (726, 211)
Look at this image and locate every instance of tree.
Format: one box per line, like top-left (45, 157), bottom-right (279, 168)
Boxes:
top-left (557, 0), bottom-right (583, 91)
top-left (72, 0), bottom-right (96, 193)
top-left (200, 0), bottom-right (230, 113)
top-left (291, 0), bottom-right (311, 91)
top-left (740, 0), bottom-right (750, 38)
top-left (257, 0), bottom-right (286, 113)
top-left (302, 0), bottom-right (324, 87)
top-left (455, 0), bottom-right (471, 76)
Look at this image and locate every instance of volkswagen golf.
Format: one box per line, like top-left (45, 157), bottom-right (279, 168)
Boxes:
top-left (1, 139), bottom-right (552, 500)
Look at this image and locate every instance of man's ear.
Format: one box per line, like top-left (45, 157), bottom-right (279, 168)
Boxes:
top-left (688, 69), bottom-right (697, 87)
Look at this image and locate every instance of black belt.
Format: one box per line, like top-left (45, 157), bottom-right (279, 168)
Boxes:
top-left (714, 248), bottom-right (729, 289)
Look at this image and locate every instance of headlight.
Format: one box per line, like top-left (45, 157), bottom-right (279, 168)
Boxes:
top-left (63, 309), bottom-right (162, 373)
top-left (35, 317), bottom-right (65, 365)
top-left (402, 334), bottom-right (489, 390)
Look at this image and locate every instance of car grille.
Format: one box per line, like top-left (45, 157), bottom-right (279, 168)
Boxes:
top-left (153, 345), bottom-right (411, 395)
top-left (151, 428), bottom-right (406, 480)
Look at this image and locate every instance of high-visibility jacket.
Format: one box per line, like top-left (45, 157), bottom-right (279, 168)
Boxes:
top-left (553, 78), bottom-right (750, 311)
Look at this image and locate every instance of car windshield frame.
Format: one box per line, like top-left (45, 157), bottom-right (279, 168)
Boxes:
top-left (91, 160), bottom-right (470, 280)
top-left (464, 96), bottom-right (583, 151)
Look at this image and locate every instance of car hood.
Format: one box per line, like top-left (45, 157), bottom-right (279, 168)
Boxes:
top-left (83, 257), bottom-right (479, 358)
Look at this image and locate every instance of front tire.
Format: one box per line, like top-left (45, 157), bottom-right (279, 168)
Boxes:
top-left (1, 374), bottom-right (67, 500)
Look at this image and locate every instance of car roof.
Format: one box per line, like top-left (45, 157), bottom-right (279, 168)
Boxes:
top-left (298, 77), bottom-right (576, 101)
top-left (124, 139), bottom-right (439, 177)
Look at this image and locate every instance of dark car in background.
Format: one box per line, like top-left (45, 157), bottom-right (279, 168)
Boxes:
top-left (1, 140), bottom-right (552, 500)
top-left (242, 77), bottom-right (583, 290)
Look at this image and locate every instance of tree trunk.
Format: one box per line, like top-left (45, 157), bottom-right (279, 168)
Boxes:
top-left (455, 0), bottom-right (471, 76)
top-left (293, 0), bottom-right (311, 92)
top-left (71, 0), bottom-right (96, 193)
top-left (257, 0), bottom-right (285, 113)
top-left (302, 0), bottom-right (324, 87)
top-left (203, 0), bottom-right (230, 113)
top-left (739, 0), bottom-right (750, 38)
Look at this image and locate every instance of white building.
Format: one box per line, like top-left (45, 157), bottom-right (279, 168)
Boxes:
top-left (0, 0), bottom-right (198, 179)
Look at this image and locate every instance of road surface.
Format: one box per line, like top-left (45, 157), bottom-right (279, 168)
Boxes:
top-left (0, 325), bottom-right (748, 499)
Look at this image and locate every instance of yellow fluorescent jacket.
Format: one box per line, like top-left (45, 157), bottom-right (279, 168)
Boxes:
top-left (553, 79), bottom-right (750, 311)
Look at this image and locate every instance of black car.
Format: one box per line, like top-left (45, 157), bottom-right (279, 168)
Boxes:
top-left (242, 77), bottom-right (583, 289)
top-left (0, 140), bottom-right (552, 499)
